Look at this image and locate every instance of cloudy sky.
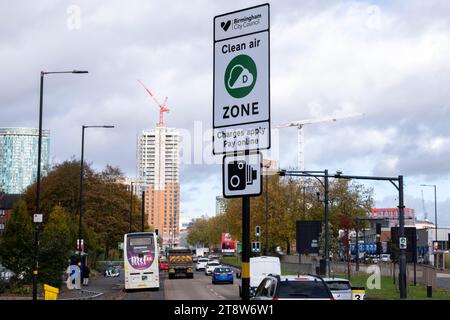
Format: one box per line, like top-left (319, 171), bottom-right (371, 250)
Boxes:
top-left (1, 1), bottom-right (450, 226)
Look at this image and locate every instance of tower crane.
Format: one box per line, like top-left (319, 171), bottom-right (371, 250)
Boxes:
top-left (138, 80), bottom-right (170, 127)
top-left (421, 189), bottom-right (428, 221)
top-left (275, 113), bottom-right (364, 171)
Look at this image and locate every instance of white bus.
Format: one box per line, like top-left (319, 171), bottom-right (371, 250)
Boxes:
top-left (124, 232), bottom-right (159, 290)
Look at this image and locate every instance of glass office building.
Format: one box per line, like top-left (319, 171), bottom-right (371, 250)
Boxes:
top-left (0, 128), bottom-right (50, 194)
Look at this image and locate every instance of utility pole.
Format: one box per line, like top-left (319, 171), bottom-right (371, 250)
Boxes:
top-left (141, 191), bottom-right (145, 232)
top-left (279, 170), bottom-right (408, 299)
top-left (242, 196), bottom-right (250, 300)
top-left (324, 169), bottom-right (330, 277)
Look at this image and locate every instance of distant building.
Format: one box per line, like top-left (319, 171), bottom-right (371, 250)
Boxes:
top-left (415, 220), bottom-right (436, 230)
top-left (179, 216), bottom-right (193, 232)
top-left (0, 193), bottom-right (22, 236)
top-left (137, 126), bottom-right (180, 243)
top-left (116, 176), bottom-right (142, 194)
top-left (370, 208), bottom-right (416, 227)
top-left (0, 128), bottom-right (50, 194)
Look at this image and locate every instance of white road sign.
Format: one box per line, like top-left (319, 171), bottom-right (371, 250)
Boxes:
top-left (33, 214), bottom-right (43, 223)
top-left (213, 4), bottom-right (270, 154)
top-left (399, 237), bottom-right (407, 250)
top-left (223, 152), bottom-right (262, 198)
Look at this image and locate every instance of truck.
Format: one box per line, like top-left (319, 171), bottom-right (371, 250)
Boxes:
top-left (195, 247), bottom-right (209, 258)
top-left (167, 248), bottom-right (194, 279)
top-left (238, 256), bottom-right (281, 297)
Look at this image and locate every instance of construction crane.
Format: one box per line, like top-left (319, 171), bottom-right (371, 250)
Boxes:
top-left (138, 80), bottom-right (170, 127)
top-left (421, 189), bottom-right (428, 221)
top-left (275, 113), bottom-right (364, 171)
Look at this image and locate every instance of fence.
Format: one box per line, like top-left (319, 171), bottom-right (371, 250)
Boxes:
top-left (280, 254), bottom-right (431, 285)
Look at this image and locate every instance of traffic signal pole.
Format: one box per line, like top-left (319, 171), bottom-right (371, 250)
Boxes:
top-left (242, 196), bottom-right (250, 300)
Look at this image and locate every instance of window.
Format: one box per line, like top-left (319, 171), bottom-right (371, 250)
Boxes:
top-left (0, 210), bottom-right (5, 216)
top-left (278, 280), bottom-right (331, 299)
top-left (256, 278), bottom-right (272, 297)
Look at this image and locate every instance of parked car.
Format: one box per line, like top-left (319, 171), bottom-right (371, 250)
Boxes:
top-left (196, 257), bottom-right (209, 271)
top-left (323, 278), bottom-right (352, 300)
top-left (212, 267), bottom-right (233, 284)
top-left (251, 274), bottom-right (334, 300)
top-left (208, 255), bottom-right (220, 261)
top-left (205, 261), bottom-right (222, 276)
top-left (159, 258), bottom-right (169, 271)
top-left (380, 254), bottom-right (391, 262)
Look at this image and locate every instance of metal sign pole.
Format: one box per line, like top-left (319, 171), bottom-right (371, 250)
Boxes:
top-left (242, 196), bottom-right (250, 300)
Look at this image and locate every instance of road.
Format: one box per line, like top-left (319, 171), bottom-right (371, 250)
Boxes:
top-left (89, 268), bottom-right (239, 300)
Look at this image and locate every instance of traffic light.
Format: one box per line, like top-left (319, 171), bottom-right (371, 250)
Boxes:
top-left (255, 226), bottom-right (260, 237)
top-left (155, 228), bottom-right (159, 236)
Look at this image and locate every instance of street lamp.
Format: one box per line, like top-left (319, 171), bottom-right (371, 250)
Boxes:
top-left (33, 69), bottom-right (88, 300)
top-left (130, 181), bottom-right (136, 233)
top-left (78, 125), bottom-right (114, 276)
top-left (420, 184), bottom-right (437, 243)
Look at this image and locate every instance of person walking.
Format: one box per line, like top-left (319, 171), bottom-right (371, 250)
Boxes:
top-left (83, 265), bottom-right (90, 286)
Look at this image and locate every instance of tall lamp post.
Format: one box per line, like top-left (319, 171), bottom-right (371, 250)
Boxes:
top-left (130, 181), bottom-right (136, 233)
top-left (33, 70), bottom-right (88, 301)
top-left (78, 125), bottom-right (114, 274)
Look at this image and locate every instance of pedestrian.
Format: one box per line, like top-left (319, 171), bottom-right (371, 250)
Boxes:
top-left (83, 265), bottom-right (90, 286)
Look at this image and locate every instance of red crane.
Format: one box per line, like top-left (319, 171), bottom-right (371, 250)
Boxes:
top-left (138, 80), bottom-right (170, 126)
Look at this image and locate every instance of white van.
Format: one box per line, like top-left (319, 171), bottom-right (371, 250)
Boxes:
top-left (238, 256), bottom-right (281, 297)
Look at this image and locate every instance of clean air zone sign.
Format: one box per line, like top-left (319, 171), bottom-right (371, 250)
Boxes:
top-left (213, 4), bottom-right (270, 155)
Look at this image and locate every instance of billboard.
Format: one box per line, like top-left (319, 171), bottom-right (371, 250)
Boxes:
top-left (296, 220), bottom-right (321, 255)
top-left (221, 232), bottom-right (236, 253)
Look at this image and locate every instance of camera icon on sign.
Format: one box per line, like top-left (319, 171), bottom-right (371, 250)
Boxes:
top-left (228, 160), bottom-right (257, 191)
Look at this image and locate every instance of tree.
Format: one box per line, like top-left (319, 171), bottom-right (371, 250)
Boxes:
top-left (23, 160), bottom-right (145, 264)
top-left (187, 175), bottom-right (374, 259)
top-left (39, 206), bottom-right (77, 288)
top-left (0, 200), bottom-right (34, 285)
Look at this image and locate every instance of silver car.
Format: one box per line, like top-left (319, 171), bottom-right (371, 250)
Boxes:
top-left (323, 278), bottom-right (352, 300)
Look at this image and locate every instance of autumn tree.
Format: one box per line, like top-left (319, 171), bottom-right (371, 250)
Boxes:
top-left (0, 200), bottom-right (34, 285)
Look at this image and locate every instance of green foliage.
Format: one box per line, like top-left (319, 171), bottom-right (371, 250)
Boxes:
top-left (39, 206), bottom-right (77, 288)
top-left (0, 200), bottom-right (33, 284)
top-left (23, 160), bottom-right (145, 267)
top-left (187, 175), bottom-right (374, 258)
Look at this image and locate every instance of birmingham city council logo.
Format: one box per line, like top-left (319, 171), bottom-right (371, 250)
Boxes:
top-left (224, 54), bottom-right (257, 99)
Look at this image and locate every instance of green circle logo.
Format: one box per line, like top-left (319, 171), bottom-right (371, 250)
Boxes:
top-left (224, 54), bottom-right (257, 98)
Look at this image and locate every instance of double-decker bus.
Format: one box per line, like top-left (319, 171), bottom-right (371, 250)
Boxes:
top-left (124, 232), bottom-right (159, 290)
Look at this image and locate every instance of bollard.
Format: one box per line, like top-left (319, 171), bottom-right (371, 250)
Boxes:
top-left (427, 285), bottom-right (432, 298)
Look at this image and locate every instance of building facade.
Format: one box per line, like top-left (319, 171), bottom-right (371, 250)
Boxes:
top-left (0, 128), bottom-right (50, 194)
top-left (137, 126), bottom-right (180, 244)
top-left (0, 193), bottom-right (22, 237)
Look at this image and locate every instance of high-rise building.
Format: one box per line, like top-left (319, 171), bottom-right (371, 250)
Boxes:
top-left (137, 126), bottom-right (180, 243)
top-left (0, 128), bottom-right (50, 194)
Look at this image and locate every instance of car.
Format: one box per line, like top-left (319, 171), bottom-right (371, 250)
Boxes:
top-left (196, 257), bottom-right (209, 271)
top-left (380, 254), bottom-right (391, 262)
top-left (205, 261), bottom-right (222, 276)
top-left (212, 267), bottom-right (233, 284)
top-left (323, 278), bottom-right (352, 300)
top-left (208, 255), bottom-right (220, 261)
top-left (251, 274), bottom-right (334, 300)
top-left (159, 258), bottom-right (169, 271)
